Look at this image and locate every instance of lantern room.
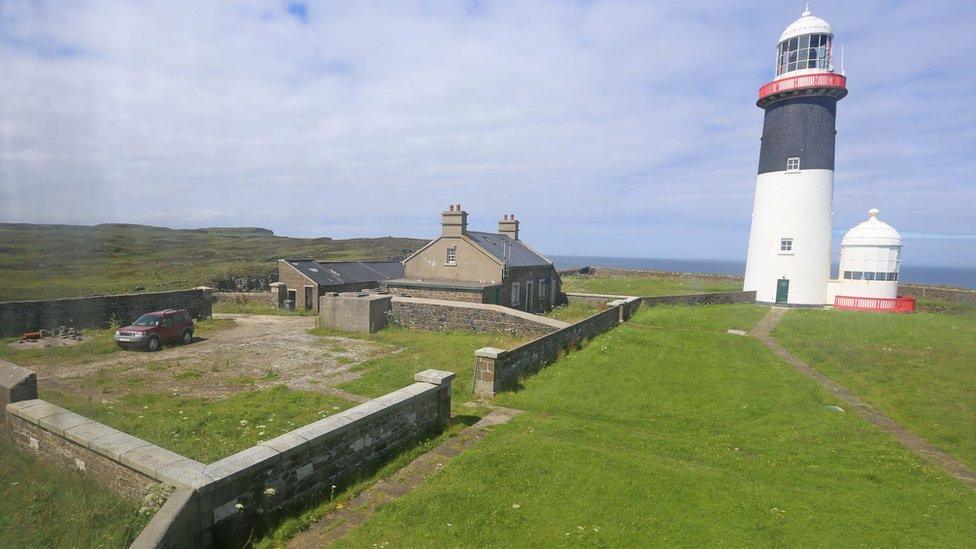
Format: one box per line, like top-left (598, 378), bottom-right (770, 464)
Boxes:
top-left (775, 8), bottom-right (834, 79)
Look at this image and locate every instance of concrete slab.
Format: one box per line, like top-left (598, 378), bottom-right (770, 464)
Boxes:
top-left (156, 460), bottom-right (211, 490)
top-left (89, 431), bottom-right (153, 461)
top-left (63, 421), bottom-right (120, 447)
top-left (258, 432), bottom-right (309, 455)
top-left (120, 444), bottom-right (191, 478)
top-left (38, 411), bottom-right (95, 437)
top-left (204, 445), bottom-right (279, 481)
top-left (293, 414), bottom-right (354, 441)
top-left (414, 369), bottom-right (456, 387)
top-left (7, 400), bottom-right (67, 424)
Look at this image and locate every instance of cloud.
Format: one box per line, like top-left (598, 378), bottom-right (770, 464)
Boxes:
top-left (0, 0), bottom-right (973, 266)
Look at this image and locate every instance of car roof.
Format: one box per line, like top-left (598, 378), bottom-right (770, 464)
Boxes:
top-left (142, 309), bottom-right (187, 316)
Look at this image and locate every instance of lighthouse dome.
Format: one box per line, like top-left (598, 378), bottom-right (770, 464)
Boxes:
top-left (841, 209), bottom-right (902, 247)
top-left (779, 7), bottom-right (833, 42)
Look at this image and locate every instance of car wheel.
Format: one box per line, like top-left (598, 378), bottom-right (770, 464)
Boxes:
top-left (146, 336), bottom-right (161, 352)
top-left (182, 330), bottom-right (193, 344)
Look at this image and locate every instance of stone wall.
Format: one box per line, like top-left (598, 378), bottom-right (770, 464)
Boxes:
top-left (2, 357), bottom-right (455, 549)
top-left (640, 290), bottom-right (756, 307)
top-left (901, 284), bottom-right (976, 303)
top-left (0, 359), bottom-right (36, 425)
top-left (197, 369), bottom-right (454, 545)
top-left (389, 296), bottom-right (568, 338)
top-left (0, 289), bottom-right (213, 338)
top-left (384, 285), bottom-right (487, 303)
top-left (213, 291), bottom-right (273, 305)
top-left (474, 297), bottom-right (640, 397)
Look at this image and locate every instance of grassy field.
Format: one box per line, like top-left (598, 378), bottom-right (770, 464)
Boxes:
top-left (543, 300), bottom-right (606, 323)
top-left (562, 273), bottom-right (741, 296)
top-left (0, 434), bottom-right (148, 548)
top-left (0, 223), bottom-right (423, 301)
top-left (335, 304), bottom-right (976, 547)
top-left (774, 306), bottom-right (976, 471)
top-left (322, 327), bottom-right (528, 408)
top-left (0, 318), bottom-right (235, 368)
top-left (41, 386), bottom-right (355, 464)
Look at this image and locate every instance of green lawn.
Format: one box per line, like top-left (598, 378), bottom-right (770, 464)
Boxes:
top-left (0, 318), bottom-right (235, 368)
top-left (321, 327), bottom-right (528, 408)
top-left (543, 300), bottom-right (606, 323)
top-left (0, 434), bottom-right (148, 548)
top-left (774, 306), bottom-right (976, 471)
top-left (42, 386), bottom-right (354, 464)
top-left (335, 304), bottom-right (976, 547)
top-left (562, 273), bottom-right (741, 296)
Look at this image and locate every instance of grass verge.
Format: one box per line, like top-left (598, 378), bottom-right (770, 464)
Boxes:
top-left (0, 318), bottom-right (235, 368)
top-left (774, 305), bottom-right (976, 470)
top-left (334, 304), bottom-right (976, 546)
top-left (0, 433), bottom-right (148, 548)
top-left (42, 386), bottom-right (355, 463)
top-left (316, 327), bottom-right (527, 408)
top-left (543, 301), bottom-right (606, 323)
top-left (562, 273), bottom-right (741, 296)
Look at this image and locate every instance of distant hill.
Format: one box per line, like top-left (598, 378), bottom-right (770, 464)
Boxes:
top-left (0, 223), bottom-right (426, 301)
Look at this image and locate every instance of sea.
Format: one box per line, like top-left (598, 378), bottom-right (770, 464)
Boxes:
top-left (549, 255), bottom-right (976, 290)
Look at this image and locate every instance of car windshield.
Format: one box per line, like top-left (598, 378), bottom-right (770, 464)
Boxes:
top-left (132, 314), bottom-right (161, 326)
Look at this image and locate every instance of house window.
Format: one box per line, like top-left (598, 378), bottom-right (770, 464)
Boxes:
top-left (786, 157), bottom-right (800, 172)
top-left (538, 278), bottom-right (546, 298)
top-left (446, 246), bottom-right (457, 265)
top-left (511, 282), bottom-right (520, 305)
top-left (780, 238), bottom-right (794, 252)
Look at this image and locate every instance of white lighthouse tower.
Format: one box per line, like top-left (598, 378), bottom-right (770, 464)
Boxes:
top-left (743, 7), bottom-right (848, 305)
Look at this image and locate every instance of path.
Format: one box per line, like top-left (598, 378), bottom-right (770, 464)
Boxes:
top-left (288, 406), bottom-right (523, 548)
top-left (751, 306), bottom-right (976, 491)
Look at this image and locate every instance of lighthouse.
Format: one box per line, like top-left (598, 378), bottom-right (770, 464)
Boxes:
top-left (743, 7), bottom-right (848, 305)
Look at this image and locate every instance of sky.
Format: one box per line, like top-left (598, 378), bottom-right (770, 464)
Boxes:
top-left (1, 0), bottom-right (974, 266)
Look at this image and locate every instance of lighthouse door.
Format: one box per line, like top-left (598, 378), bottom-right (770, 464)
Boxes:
top-left (775, 278), bottom-right (790, 304)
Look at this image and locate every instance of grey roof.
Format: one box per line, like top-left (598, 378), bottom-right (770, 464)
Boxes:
top-left (466, 231), bottom-right (552, 267)
top-left (285, 260), bottom-right (403, 286)
top-left (385, 279), bottom-right (499, 290)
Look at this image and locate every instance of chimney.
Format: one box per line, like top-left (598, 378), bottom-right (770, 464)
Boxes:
top-left (442, 203), bottom-right (468, 237)
top-left (498, 213), bottom-right (519, 241)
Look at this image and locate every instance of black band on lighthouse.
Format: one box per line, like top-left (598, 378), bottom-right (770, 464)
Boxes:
top-left (758, 95), bottom-right (838, 175)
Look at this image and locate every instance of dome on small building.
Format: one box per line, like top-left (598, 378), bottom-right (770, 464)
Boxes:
top-left (779, 7), bottom-right (833, 42)
top-left (835, 209), bottom-right (903, 300)
top-left (841, 208), bottom-right (903, 247)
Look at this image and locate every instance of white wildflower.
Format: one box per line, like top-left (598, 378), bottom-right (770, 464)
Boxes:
top-left (235, 503), bottom-right (244, 511)
top-left (511, 503), bottom-right (520, 509)
top-left (263, 487), bottom-right (276, 496)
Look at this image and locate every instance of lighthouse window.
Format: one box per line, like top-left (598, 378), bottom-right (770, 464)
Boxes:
top-left (865, 272), bottom-right (876, 281)
top-left (780, 238), bottom-right (794, 252)
top-left (843, 271), bottom-right (853, 279)
top-left (777, 34), bottom-right (832, 75)
top-left (852, 271), bottom-right (863, 280)
top-left (786, 157), bottom-right (800, 172)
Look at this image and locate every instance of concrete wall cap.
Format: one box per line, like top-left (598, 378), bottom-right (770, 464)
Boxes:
top-left (89, 431), bottom-right (154, 461)
top-left (475, 347), bottom-right (507, 359)
top-left (0, 359), bottom-right (36, 390)
top-left (156, 460), bottom-right (211, 490)
top-left (205, 445), bottom-right (280, 481)
top-left (414, 369), bottom-right (456, 386)
top-left (38, 411), bottom-right (95, 437)
top-left (63, 421), bottom-right (120, 448)
top-left (257, 432), bottom-right (310, 455)
top-left (119, 444), bottom-right (191, 479)
top-left (7, 399), bottom-right (66, 424)
top-left (292, 413), bottom-right (355, 441)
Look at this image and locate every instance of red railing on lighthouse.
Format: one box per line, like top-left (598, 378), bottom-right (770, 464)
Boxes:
top-left (834, 295), bottom-right (916, 313)
top-left (758, 73), bottom-right (847, 101)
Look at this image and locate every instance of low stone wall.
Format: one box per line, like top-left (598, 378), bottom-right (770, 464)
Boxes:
top-left (474, 297), bottom-right (640, 397)
top-left (390, 296), bottom-right (568, 338)
top-left (901, 284), bottom-right (976, 303)
top-left (565, 292), bottom-right (635, 305)
top-left (197, 369), bottom-right (454, 545)
top-left (640, 290), bottom-right (756, 307)
top-left (213, 291), bottom-right (272, 305)
top-left (0, 358), bottom-right (36, 425)
top-left (384, 285), bottom-right (486, 303)
top-left (0, 289), bottom-right (213, 338)
top-left (1, 358), bottom-right (455, 548)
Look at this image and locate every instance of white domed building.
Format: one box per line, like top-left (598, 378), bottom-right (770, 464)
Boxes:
top-left (826, 209), bottom-right (914, 311)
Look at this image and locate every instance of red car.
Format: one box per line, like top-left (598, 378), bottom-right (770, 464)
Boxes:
top-left (113, 309), bottom-right (194, 351)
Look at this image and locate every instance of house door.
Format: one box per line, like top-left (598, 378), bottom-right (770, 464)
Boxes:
top-left (492, 287), bottom-right (500, 304)
top-left (304, 287), bottom-right (314, 310)
top-left (775, 278), bottom-right (790, 304)
top-left (526, 281), bottom-right (533, 311)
